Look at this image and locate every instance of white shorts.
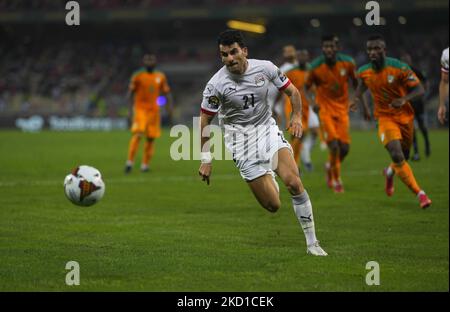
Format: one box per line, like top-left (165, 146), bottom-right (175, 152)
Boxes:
top-left (224, 118), bottom-right (292, 181)
top-left (308, 106), bottom-right (320, 129)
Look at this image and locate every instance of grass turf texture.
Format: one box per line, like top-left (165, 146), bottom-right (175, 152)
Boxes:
top-left (0, 129), bottom-right (448, 291)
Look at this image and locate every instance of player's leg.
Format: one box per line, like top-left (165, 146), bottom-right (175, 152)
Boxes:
top-left (381, 120), bottom-right (431, 208)
top-left (417, 112), bottom-right (431, 157)
top-left (320, 113), bottom-right (339, 189)
top-left (126, 108), bottom-right (145, 173)
top-left (274, 147), bottom-right (327, 256)
top-left (290, 136), bottom-right (302, 168)
top-left (301, 108), bottom-right (320, 172)
top-left (247, 174), bottom-right (281, 213)
top-left (141, 111), bottom-right (161, 172)
top-left (411, 114), bottom-right (420, 160)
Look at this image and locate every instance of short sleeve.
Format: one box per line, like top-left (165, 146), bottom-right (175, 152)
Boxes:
top-left (200, 82), bottom-right (221, 116)
top-left (264, 61), bottom-right (291, 91)
top-left (441, 49), bottom-right (449, 73)
top-left (129, 73), bottom-right (139, 92)
top-left (400, 67), bottom-right (420, 89)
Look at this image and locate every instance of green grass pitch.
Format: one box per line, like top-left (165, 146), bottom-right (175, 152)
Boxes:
top-left (0, 129), bottom-right (448, 291)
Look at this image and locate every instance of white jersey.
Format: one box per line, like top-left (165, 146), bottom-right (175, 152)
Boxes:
top-left (441, 48), bottom-right (449, 73)
top-left (201, 59), bottom-right (291, 127)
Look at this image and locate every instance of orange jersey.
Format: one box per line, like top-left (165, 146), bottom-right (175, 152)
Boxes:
top-left (285, 66), bottom-right (309, 121)
top-left (129, 68), bottom-right (170, 111)
top-left (357, 57), bottom-right (420, 123)
top-left (306, 53), bottom-right (356, 116)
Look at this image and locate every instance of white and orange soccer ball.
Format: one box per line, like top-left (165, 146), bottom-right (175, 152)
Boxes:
top-left (64, 165), bottom-right (105, 207)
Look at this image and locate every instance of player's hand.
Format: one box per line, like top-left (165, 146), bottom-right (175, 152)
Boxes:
top-left (438, 105), bottom-right (447, 124)
top-left (288, 114), bottom-right (303, 139)
top-left (198, 163), bottom-right (212, 185)
top-left (389, 98), bottom-right (406, 108)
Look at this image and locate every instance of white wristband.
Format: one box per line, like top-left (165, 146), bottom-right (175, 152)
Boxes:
top-left (200, 152), bottom-right (212, 164)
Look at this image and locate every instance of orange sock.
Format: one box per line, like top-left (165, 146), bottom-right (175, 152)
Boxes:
top-left (127, 134), bottom-right (141, 163)
top-left (291, 137), bottom-right (302, 166)
top-left (391, 161), bottom-right (421, 195)
top-left (143, 139), bottom-right (155, 166)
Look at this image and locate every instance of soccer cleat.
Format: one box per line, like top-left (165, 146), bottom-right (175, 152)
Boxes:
top-left (411, 153), bottom-right (420, 161)
top-left (333, 182), bottom-right (344, 194)
top-left (383, 168), bottom-right (394, 197)
top-left (418, 192), bottom-right (432, 209)
top-left (304, 162), bottom-right (313, 173)
top-left (140, 165), bottom-right (150, 173)
top-left (307, 241), bottom-right (328, 256)
top-left (325, 163), bottom-right (333, 189)
top-left (125, 164), bottom-right (133, 174)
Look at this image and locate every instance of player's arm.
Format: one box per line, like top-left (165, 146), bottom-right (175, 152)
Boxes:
top-left (127, 76), bottom-right (137, 120)
top-left (350, 77), bottom-right (371, 121)
top-left (198, 112), bottom-right (214, 185)
top-left (283, 83), bottom-right (303, 138)
top-left (438, 70), bottom-right (449, 124)
top-left (303, 71), bottom-right (319, 112)
top-left (390, 83), bottom-right (425, 108)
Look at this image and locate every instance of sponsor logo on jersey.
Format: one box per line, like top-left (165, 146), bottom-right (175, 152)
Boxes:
top-left (340, 69), bottom-right (347, 76)
top-left (387, 75), bottom-right (395, 84)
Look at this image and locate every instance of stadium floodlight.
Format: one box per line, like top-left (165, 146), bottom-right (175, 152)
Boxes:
top-left (226, 20), bottom-right (266, 34)
top-left (353, 17), bottom-right (363, 26)
top-left (310, 19), bottom-right (321, 28)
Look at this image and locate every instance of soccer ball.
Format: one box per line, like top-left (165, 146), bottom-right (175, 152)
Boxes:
top-left (64, 165), bottom-right (105, 207)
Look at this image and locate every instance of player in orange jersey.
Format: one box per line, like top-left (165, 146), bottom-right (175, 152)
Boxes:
top-left (125, 53), bottom-right (173, 173)
top-left (280, 45), bottom-right (310, 171)
top-left (351, 34), bottom-right (431, 209)
top-left (305, 35), bottom-right (361, 193)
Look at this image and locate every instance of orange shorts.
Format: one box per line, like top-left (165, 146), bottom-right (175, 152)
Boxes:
top-left (377, 118), bottom-right (413, 149)
top-left (319, 112), bottom-right (350, 144)
top-left (131, 108), bottom-right (161, 138)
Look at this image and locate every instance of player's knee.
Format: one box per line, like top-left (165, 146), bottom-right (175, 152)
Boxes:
top-left (391, 150), bottom-right (405, 163)
top-left (284, 176), bottom-right (302, 195)
top-left (340, 145), bottom-right (350, 159)
top-left (263, 197), bottom-right (281, 213)
top-left (329, 140), bottom-right (339, 153)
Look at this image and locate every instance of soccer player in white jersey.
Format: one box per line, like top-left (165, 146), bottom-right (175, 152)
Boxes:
top-left (198, 30), bottom-right (327, 256)
top-left (438, 47), bottom-right (449, 124)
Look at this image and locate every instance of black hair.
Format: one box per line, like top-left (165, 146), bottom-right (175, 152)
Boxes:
top-left (367, 34), bottom-right (385, 42)
top-left (322, 34), bottom-right (337, 43)
top-left (217, 30), bottom-right (246, 48)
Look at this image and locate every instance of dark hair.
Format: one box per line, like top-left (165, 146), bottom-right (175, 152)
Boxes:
top-left (217, 30), bottom-right (246, 48)
top-left (322, 34), bottom-right (337, 43)
top-left (367, 34), bottom-right (385, 42)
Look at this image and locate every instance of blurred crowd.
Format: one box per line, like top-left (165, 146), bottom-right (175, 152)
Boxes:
top-left (0, 18), bottom-right (448, 126)
top-left (0, 0), bottom-right (299, 11)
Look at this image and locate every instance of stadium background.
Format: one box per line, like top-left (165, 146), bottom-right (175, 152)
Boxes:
top-left (0, 0), bottom-right (448, 293)
top-left (0, 0), bottom-right (448, 129)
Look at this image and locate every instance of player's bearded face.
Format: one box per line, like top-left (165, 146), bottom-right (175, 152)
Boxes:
top-left (322, 41), bottom-right (336, 60)
top-left (220, 43), bottom-right (248, 74)
top-left (367, 41), bottom-right (386, 64)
